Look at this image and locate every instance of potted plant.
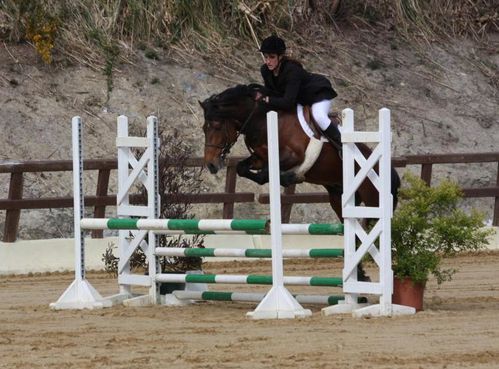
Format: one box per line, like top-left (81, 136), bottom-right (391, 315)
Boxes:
top-left (391, 173), bottom-right (493, 311)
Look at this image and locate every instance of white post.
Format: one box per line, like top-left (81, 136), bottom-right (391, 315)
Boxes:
top-left (117, 115), bottom-right (132, 297)
top-left (247, 111), bottom-right (312, 319)
top-left (378, 108), bottom-right (394, 314)
top-left (50, 117), bottom-right (108, 309)
top-left (341, 108), bottom-right (360, 309)
top-left (267, 111), bottom-right (285, 289)
top-left (146, 116), bottom-right (160, 303)
top-left (73, 116), bottom-right (84, 284)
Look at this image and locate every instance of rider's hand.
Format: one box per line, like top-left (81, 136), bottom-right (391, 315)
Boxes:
top-left (255, 92), bottom-right (269, 103)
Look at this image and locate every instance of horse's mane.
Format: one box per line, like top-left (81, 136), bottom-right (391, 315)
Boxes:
top-left (206, 85), bottom-right (251, 105)
top-left (203, 84), bottom-right (261, 120)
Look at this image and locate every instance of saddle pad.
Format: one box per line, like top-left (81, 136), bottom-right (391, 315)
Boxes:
top-left (296, 104), bottom-right (342, 142)
top-left (296, 104), bottom-right (317, 138)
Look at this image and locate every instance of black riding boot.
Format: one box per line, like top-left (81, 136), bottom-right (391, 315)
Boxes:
top-left (322, 124), bottom-right (343, 157)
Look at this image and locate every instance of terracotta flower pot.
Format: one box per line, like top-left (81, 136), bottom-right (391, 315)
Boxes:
top-left (393, 277), bottom-right (426, 311)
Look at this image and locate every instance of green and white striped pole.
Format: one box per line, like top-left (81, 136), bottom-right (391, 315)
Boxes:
top-left (155, 247), bottom-right (344, 258)
top-left (80, 218), bottom-right (269, 233)
top-left (173, 290), bottom-right (367, 306)
top-left (79, 218), bottom-right (343, 235)
top-left (156, 273), bottom-right (342, 286)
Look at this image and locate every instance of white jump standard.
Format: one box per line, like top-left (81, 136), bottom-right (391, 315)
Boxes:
top-left (49, 117), bottom-right (111, 310)
top-left (322, 108), bottom-right (414, 317)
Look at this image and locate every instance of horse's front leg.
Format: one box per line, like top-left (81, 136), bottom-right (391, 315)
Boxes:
top-left (236, 155), bottom-right (269, 185)
top-left (279, 147), bottom-right (305, 187)
top-left (280, 170), bottom-right (303, 187)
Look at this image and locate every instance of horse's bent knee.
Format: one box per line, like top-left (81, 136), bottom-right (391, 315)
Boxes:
top-left (280, 171), bottom-right (304, 187)
top-left (236, 162), bottom-right (249, 177)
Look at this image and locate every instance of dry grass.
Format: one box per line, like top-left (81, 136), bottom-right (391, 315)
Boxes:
top-left (0, 0), bottom-right (496, 83)
top-left (390, 0), bottom-right (498, 42)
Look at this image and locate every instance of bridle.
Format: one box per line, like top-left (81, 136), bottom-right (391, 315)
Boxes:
top-left (205, 100), bottom-right (259, 161)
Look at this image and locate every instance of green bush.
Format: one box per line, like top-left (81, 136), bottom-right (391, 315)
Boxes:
top-left (392, 173), bottom-right (493, 285)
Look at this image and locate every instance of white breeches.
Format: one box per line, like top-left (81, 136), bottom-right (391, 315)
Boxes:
top-left (311, 99), bottom-right (333, 130)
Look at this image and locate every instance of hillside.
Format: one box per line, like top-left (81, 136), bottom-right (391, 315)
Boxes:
top-left (0, 6), bottom-right (498, 239)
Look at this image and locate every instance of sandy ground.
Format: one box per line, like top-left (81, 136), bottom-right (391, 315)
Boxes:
top-left (1, 253), bottom-right (499, 369)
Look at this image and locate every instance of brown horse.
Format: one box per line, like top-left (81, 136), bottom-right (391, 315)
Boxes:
top-left (199, 84), bottom-right (400, 222)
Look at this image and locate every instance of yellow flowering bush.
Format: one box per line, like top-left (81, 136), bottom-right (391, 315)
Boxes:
top-left (26, 20), bottom-right (57, 64)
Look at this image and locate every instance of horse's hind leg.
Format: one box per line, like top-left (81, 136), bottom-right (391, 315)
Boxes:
top-left (325, 184), bottom-right (343, 222)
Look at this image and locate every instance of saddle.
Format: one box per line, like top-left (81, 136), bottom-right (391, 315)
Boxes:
top-left (301, 106), bottom-right (342, 140)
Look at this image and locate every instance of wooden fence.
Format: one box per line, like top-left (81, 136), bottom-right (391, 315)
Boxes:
top-left (1, 152), bottom-right (498, 242)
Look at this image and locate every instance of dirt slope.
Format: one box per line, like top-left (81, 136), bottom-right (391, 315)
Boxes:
top-left (0, 31), bottom-right (498, 238)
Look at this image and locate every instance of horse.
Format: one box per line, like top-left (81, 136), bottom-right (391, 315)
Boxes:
top-left (199, 84), bottom-right (401, 223)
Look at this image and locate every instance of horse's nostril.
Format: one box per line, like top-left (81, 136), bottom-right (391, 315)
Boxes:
top-left (207, 163), bottom-right (218, 174)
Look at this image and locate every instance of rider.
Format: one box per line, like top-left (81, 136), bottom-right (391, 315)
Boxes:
top-left (255, 35), bottom-right (342, 150)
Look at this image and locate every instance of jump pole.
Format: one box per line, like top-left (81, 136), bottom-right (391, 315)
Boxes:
top-left (246, 111), bottom-right (312, 319)
top-left (79, 218), bottom-right (343, 235)
top-left (174, 291), bottom-right (367, 305)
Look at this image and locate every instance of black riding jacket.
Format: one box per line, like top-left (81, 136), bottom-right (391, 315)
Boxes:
top-left (260, 59), bottom-right (337, 112)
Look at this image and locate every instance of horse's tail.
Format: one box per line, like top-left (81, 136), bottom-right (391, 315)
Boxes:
top-left (391, 168), bottom-right (401, 210)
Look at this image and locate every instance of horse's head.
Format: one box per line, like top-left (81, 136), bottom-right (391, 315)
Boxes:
top-left (199, 101), bottom-right (240, 174)
top-left (199, 85), bottom-right (258, 174)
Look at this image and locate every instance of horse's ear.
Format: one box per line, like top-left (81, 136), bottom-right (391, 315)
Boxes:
top-left (247, 83), bottom-right (263, 99)
top-left (198, 100), bottom-right (206, 110)
top-left (248, 83), bottom-right (263, 90)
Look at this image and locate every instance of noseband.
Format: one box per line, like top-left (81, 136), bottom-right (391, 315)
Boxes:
top-left (205, 101), bottom-right (258, 161)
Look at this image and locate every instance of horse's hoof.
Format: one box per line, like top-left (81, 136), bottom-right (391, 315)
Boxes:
top-left (280, 172), bottom-right (297, 187)
top-left (359, 275), bottom-right (372, 282)
top-left (357, 268), bottom-right (372, 282)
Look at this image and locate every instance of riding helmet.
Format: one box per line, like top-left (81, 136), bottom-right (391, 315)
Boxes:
top-left (259, 35), bottom-right (286, 54)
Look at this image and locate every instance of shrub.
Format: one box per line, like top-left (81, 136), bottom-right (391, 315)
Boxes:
top-left (392, 173), bottom-right (493, 285)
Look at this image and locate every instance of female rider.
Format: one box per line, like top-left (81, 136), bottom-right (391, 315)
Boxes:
top-left (255, 35), bottom-right (342, 150)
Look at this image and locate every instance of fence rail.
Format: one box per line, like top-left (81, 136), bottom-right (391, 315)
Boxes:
top-left (1, 152), bottom-right (498, 242)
